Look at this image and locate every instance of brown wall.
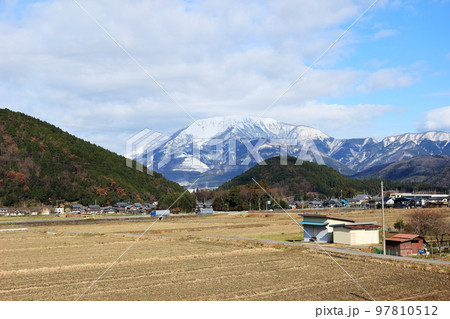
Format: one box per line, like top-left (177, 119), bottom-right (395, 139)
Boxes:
top-left (387, 239), bottom-right (424, 256)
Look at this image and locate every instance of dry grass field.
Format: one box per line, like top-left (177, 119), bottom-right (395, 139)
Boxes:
top-left (1, 210), bottom-right (449, 301)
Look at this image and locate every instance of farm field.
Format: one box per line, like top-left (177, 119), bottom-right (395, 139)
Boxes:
top-left (1, 211), bottom-right (449, 301)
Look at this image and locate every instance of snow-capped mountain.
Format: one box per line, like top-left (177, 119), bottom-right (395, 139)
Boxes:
top-left (345, 131), bottom-right (450, 171)
top-left (130, 116), bottom-right (450, 187)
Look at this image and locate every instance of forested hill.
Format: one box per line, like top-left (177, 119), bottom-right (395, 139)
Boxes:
top-left (219, 156), bottom-right (446, 198)
top-left (0, 108), bottom-right (183, 206)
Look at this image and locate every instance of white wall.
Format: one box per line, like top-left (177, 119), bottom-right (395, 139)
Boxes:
top-left (361, 229), bottom-right (379, 245)
top-left (333, 227), bottom-right (379, 245)
top-left (333, 227), bottom-right (351, 245)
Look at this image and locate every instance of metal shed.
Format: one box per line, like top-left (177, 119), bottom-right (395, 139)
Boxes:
top-left (298, 214), bottom-right (355, 243)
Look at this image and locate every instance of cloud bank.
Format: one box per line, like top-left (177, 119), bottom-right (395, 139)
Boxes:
top-left (0, 0), bottom-right (436, 153)
top-left (419, 106), bottom-right (450, 131)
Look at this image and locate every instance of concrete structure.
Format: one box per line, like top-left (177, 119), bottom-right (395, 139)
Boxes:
top-left (330, 222), bottom-right (380, 245)
top-left (299, 214), bottom-right (355, 243)
top-left (386, 234), bottom-right (425, 256)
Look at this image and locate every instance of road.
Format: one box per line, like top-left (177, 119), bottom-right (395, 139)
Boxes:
top-left (0, 207), bottom-right (364, 226)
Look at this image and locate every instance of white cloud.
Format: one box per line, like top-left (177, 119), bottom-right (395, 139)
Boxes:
top-left (365, 58), bottom-right (389, 69)
top-left (427, 89), bottom-right (450, 97)
top-left (356, 67), bottom-right (417, 93)
top-left (419, 106), bottom-right (450, 131)
top-left (374, 29), bottom-right (398, 39)
top-left (266, 101), bottom-right (393, 138)
top-left (0, 0), bottom-right (417, 152)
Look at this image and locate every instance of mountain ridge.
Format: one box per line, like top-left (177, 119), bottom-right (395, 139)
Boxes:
top-left (353, 155), bottom-right (450, 187)
top-left (132, 116), bottom-right (450, 187)
top-left (0, 108), bottom-right (184, 206)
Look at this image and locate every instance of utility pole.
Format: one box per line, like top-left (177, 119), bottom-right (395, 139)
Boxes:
top-left (381, 181), bottom-right (386, 255)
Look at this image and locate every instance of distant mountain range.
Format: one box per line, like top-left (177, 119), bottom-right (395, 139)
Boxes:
top-left (0, 109), bottom-right (184, 206)
top-left (3, 109), bottom-right (447, 204)
top-left (352, 155), bottom-right (450, 188)
top-left (132, 116), bottom-right (450, 188)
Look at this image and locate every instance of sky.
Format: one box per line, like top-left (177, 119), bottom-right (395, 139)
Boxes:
top-left (1, 0), bottom-right (449, 154)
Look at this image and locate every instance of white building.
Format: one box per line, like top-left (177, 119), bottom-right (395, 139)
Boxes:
top-left (299, 214), bottom-right (356, 243)
top-left (330, 222), bottom-right (380, 245)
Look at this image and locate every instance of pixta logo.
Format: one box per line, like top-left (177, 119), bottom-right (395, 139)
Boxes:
top-left (126, 129), bottom-right (325, 174)
top-left (125, 129), bottom-right (170, 175)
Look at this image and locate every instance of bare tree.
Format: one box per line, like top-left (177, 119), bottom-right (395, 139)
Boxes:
top-left (407, 209), bottom-right (450, 253)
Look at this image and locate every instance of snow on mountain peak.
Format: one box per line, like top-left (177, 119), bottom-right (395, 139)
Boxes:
top-left (382, 131), bottom-right (450, 147)
top-left (179, 115), bottom-right (330, 140)
top-left (129, 115), bottom-right (449, 188)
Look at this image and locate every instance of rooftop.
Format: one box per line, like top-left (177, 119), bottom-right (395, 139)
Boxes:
top-left (299, 214), bottom-right (355, 223)
top-left (330, 222), bottom-right (380, 230)
top-left (386, 233), bottom-right (423, 243)
top-left (299, 221), bottom-right (329, 226)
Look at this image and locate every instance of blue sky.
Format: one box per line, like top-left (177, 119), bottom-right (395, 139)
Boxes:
top-left (0, 0), bottom-right (449, 154)
top-left (325, 1), bottom-right (450, 136)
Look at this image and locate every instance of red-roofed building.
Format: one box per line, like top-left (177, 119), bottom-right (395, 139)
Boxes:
top-left (386, 234), bottom-right (425, 256)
